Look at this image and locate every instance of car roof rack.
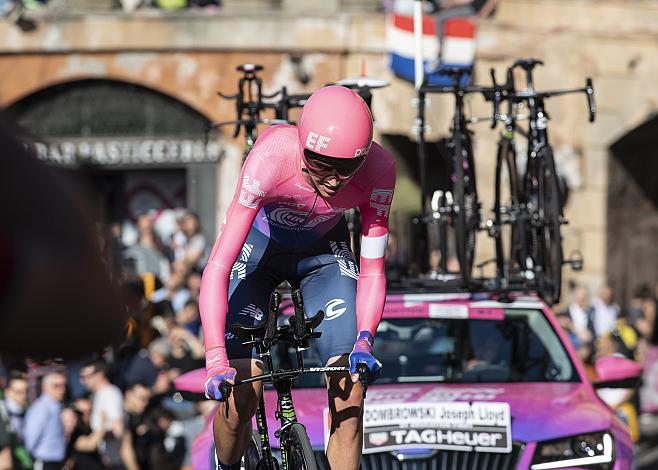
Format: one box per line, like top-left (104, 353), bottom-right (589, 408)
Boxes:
top-left (387, 277), bottom-right (541, 300)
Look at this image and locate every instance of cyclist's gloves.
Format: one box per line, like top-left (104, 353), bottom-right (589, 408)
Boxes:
top-left (204, 348), bottom-right (237, 401)
top-left (349, 331), bottom-right (382, 385)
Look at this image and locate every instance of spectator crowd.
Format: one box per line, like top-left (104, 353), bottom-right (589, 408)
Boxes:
top-left (0, 208), bottom-right (212, 470)
top-left (555, 281), bottom-right (658, 368)
top-left (554, 280), bottom-right (658, 442)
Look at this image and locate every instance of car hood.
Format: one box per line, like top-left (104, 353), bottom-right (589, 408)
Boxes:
top-left (263, 382), bottom-right (612, 449)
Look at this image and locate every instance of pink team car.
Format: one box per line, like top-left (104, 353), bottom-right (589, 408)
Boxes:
top-left (177, 292), bottom-right (641, 470)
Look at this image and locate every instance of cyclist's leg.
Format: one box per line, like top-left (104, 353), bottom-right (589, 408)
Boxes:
top-left (297, 222), bottom-right (363, 469)
top-left (213, 228), bottom-right (280, 467)
top-left (325, 354), bottom-right (364, 470)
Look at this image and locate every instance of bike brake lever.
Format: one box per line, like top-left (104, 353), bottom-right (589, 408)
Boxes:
top-left (219, 383), bottom-right (233, 418)
top-left (357, 363), bottom-right (369, 398)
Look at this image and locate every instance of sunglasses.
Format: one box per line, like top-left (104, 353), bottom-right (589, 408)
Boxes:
top-left (303, 149), bottom-right (365, 181)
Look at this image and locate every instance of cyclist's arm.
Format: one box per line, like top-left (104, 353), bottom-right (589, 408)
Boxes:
top-left (199, 154), bottom-right (270, 368)
top-left (355, 159), bottom-right (396, 338)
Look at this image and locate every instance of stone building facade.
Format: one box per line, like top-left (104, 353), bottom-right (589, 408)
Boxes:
top-left (1, 0), bottom-right (656, 303)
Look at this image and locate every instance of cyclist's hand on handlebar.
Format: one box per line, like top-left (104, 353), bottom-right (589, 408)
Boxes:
top-left (349, 331), bottom-right (382, 385)
top-left (204, 348), bottom-right (237, 401)
top-left (204, 368), bottom-right (237, 401)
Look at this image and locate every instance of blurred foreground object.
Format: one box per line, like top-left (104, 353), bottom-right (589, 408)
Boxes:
top-left (0, 113), bottom-right (127, 358)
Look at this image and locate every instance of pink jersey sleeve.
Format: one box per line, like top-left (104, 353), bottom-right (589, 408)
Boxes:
top-left (356, 156), bottom-right (396, 338)
top-left (199, 144), bottom-right (274, 374)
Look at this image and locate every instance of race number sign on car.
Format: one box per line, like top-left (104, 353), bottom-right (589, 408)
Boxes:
top-left (360, 402), bottom-right (512, 454)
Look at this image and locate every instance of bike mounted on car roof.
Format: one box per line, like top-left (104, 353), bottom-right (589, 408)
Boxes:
top-left (205, 64), bottom-right (310, 161)
top-left (412, 58), bottom-right (596, 305)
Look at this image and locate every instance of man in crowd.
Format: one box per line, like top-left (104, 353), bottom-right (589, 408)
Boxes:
top-left (64, 395), bottom-right (106, 470)
top-left (562, 284), bottom-right (595, 358)
top-left (122, 338), bottom-right (171, 394)
top-left (80, 359), bottom-right (125, 468)
top-left (0, 370), bottom-right (32, 469)
top-left (23, 372), bottom-right (67, 470)
top-left (123, 383), bottom-right (152, 469)
top-left (2, 371), bottom-right (28, 444)
top-left (123, 212), bottom-right (171, 282)
top-left (179, 211), bottom-right (207, 272)
top-left (177, 300), bottom-right (201, 336)
top-left (151, 266), bottom-right (190, 313)
top-left (186, 269), bottom-right (202, 302)
top-left (591, 285), bottom-right (620, 338)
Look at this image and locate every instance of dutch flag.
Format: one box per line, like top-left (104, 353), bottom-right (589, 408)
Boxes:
top-left (387, 10), bottom-right (476, 86)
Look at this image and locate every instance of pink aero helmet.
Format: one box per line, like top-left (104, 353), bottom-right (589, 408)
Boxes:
top-left (297, 85), bottom-right (373, 159)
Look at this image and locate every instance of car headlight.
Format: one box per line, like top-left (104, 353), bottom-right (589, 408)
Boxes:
top-left (530, 431), bottom-right (614, 470)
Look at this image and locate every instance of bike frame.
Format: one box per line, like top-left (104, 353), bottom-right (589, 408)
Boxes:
top-left (499, 59), bottom-right (595, 303)
top-left (227, 289), bottom-right (359, 470)
top-left (493, 101), bottom-right (521, 283)
top-left (236, 356), bottom-right (351, 470)
top-left (206, 64), bottom-right (307, 160)
top-left (419, 73), bottom-right (487, 282)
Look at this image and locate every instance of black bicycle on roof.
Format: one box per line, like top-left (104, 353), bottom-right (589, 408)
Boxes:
top-left (219, 288), bottom-right (369, 470)
top-left (205, 64), bottom-right (310, 160)
top-left (487, 58), bottom-right (595, 304)
top-left (416, 68), bottom-right (499, 286)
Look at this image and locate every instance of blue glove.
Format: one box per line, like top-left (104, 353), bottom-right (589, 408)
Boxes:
top-left (204, 367), bottom-right (237, 401)
top-left (349, 331), bottom-right (382, 384)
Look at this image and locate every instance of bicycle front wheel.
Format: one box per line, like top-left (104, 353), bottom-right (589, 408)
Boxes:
top-left (453, 136), bottom-right (478, 285)
top-left (537, 145), bottom-right (563, 305)
top-left (285, 423), bottom-right (317, 470)
top-left (494, 137), bottom-right (522, 282)
top-left (243, 429), bottom-right (272, 470)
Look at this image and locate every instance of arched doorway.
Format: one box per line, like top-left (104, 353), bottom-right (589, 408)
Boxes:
top-left (7, 79), bottom-right (222, 241)
top-left (607, 114), bottom-right (658, 303)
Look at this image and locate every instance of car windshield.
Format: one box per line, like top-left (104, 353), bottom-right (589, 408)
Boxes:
top-left (272, 308), bottom-right (579, 388)
top-left (373, 309), bottom-right (579, 384)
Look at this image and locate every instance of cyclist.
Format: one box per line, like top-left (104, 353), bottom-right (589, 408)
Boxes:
top-left (199, 85), bottom-right (396, 469)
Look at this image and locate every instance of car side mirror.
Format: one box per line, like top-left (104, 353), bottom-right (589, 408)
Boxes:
top-left (593, 355), bottom-right (643, 389)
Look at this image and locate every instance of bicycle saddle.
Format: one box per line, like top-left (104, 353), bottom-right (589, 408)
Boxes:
top-left (237, 63), bottom-right (264, 73)
top-left (511, 58), bottom-right (544, 71)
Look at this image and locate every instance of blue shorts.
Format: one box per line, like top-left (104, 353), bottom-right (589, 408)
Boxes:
top-left (225, 221), bottom-right (358, 365)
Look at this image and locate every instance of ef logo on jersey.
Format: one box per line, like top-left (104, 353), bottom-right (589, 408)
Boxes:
top-left (239, 174), bottom-right (265, 209)
top-left (370, 189), bottom-right (393, 218)
top-left (305, 131), bottom-right (332, 152)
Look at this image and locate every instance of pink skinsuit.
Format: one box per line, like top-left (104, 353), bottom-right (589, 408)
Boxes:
top-left (200, 125), bottom-right (396, 375)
